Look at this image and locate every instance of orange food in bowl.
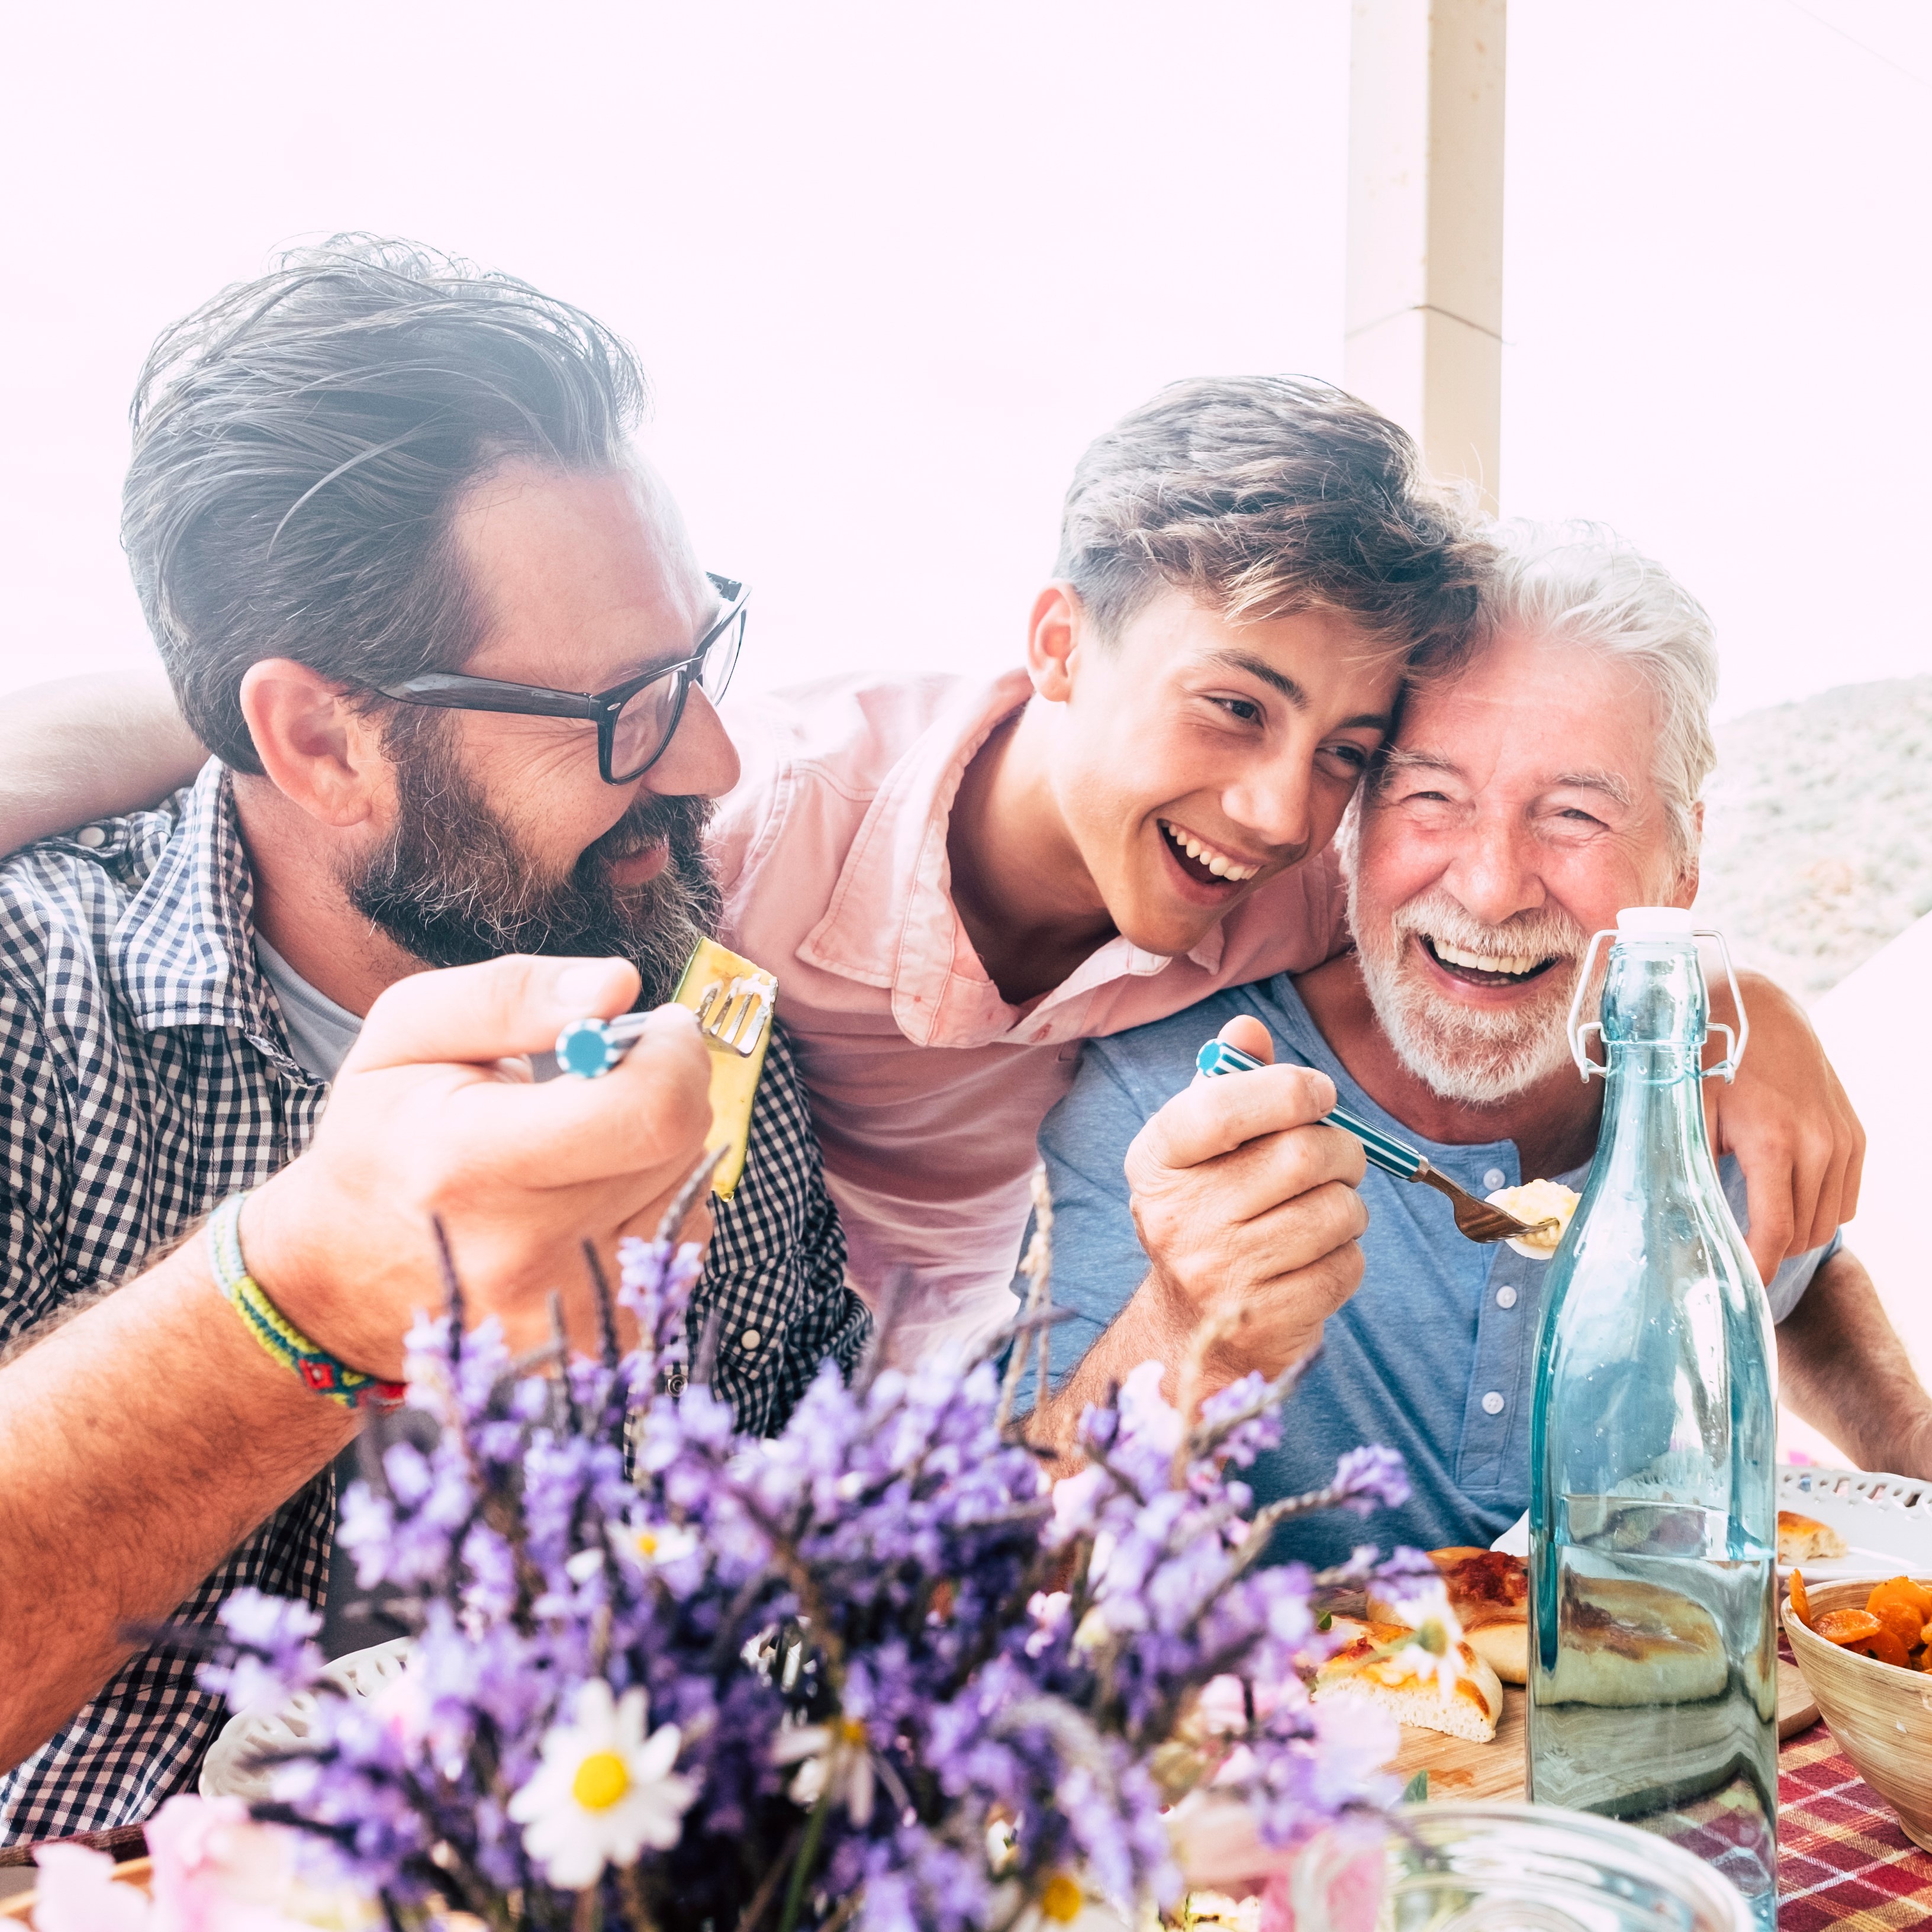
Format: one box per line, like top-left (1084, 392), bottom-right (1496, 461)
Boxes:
top-left (1788, 1569), bottom-right (1812, 1628)
top-left (1799, 1577), bottom-right (1932, 1670)
top-left (1871, 1577), bottom-right (1932, 1622)
top-left (1869, 1598), bottom-right (1924, 1653)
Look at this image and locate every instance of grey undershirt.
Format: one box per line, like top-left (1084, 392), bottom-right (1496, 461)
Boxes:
top-left (255, 935), bottom-right (363, 1082)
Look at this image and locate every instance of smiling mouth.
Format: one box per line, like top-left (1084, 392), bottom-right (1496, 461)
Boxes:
top-left (1421, 934), bottom-right (1562, 988)
top-left (1158, 819), bottom-right (1262, 888)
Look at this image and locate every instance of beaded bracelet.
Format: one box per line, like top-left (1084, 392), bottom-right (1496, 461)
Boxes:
top-left (206, 1192), bottom-right (406, 1411)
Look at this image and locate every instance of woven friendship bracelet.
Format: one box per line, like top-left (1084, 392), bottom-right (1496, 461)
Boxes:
top-left (207, 1192), bottom-right (406, 1410)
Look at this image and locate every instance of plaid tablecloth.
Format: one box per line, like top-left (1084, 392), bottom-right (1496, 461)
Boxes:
top-left (1779, 1724), bottom-right (1932, 1928)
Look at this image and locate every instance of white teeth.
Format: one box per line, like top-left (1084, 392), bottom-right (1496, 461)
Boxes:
top-left (1159, 820), bottom-right (1258, 883)
top-left (1429, 936), bottom-right (1556, 978)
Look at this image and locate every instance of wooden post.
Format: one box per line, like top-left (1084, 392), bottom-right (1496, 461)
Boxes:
top-left (1345, 0), bottom-right (1507, 511)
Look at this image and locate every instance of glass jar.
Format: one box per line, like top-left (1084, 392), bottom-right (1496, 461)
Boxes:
top-left (1287, 1800), bottom-right (1758, 1932)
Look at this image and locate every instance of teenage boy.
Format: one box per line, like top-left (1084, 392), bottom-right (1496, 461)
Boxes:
top-left (0, 377), bottom-right (1866, 1360)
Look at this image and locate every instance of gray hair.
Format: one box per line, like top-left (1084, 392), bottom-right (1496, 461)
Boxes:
top-left (123, 235), bottom-right (647, 773)
top-left (1467, 519), bottom-right (1719, 864)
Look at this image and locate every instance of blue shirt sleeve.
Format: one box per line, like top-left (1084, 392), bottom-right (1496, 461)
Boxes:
top-left (1036, 1041), bottom-right (1164, 1386)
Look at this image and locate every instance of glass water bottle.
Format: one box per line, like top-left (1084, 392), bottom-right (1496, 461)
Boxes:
top-left (1527, 907), bottom-right (1778, 1930)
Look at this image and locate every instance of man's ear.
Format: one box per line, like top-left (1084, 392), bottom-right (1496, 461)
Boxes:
top-left (1025, 582), bottom-right (1086, 702)
top-left (1670, 800), bottom-right (1706, 908)
top-left (238, 659), bottom-right (389, 829)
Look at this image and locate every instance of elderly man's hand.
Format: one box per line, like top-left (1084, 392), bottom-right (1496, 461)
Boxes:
top-left (1707, 970), bottom-right (1865, 1283)
top-left (240, 954), bottom-right (714, 1377)
top-left (1125, 1013), bottom-right (1368, 1384)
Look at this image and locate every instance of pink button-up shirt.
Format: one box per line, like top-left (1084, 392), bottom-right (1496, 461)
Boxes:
top-left (714, 670), bottom-right (1347, 1356)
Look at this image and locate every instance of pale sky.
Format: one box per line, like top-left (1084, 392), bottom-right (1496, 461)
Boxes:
top-left (3, 0), bottom-right (1927, 717)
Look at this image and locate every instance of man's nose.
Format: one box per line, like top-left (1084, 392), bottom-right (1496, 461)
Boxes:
top-left (1222, 764), bottom-right (1315, 858)
top-left (645, 686), bottom-right (740, 802)
top-left (1441, 816), bottom-right (1544, 924)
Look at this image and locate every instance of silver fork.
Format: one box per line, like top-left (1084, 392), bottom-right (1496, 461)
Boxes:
top-left (692, 974), bottom-right (775, 1058)
top-left (553, 971), bottom-right (777, 1080)
top-left (1196, 1038), bottom-right (1559, 1247)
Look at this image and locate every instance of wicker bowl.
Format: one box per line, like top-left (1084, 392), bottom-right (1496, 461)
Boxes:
top-left (1783, 1576), bottom-right (1932, 1850)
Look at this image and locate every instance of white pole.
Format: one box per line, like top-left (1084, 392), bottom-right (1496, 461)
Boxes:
top-left (1345, 0), bottom-right (1507, 512)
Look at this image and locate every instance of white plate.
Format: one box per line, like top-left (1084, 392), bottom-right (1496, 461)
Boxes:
top-left (1777, 1464), bottom-right (1932, 1580)
top-left (200, 1638), bottom-right (411, 1801)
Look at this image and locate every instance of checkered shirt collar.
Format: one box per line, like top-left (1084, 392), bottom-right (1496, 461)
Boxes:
top-left (111, 760), bottom-right (286, 1048)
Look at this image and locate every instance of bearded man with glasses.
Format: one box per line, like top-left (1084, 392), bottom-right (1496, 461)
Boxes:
top-left (0, 239), bottom-right (865, 1841)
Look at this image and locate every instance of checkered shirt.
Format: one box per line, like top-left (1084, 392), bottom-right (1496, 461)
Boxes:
top-left (0, 761), bottom-right (867, 1844)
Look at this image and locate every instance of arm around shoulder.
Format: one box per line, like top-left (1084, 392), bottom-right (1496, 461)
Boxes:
top-left (1708, 969), bottom-right (1865, 1280)
top-left (0, 672), bottom-right (204, 854)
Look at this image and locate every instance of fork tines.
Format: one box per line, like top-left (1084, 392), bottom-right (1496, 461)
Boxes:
top-left (695, 974), bottom-right (775, 1058)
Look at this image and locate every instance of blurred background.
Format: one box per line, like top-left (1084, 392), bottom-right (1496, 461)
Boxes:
top-left (2, 0), bottom-right (1926, 1445)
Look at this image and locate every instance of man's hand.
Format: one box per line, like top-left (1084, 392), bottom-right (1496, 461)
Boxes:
top-left (0, 951), bottom-right (713, 1776)
top-left (246, 953), bottom-right (714, 1377)
top-left (1707, 970), bottom-right (1865, 1283)
top-left (1124, 1013), bottom-right (1368, 1385)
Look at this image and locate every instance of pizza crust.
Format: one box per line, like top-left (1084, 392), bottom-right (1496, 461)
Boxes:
top-left (1313, 1618), bottom-right (1505, 1743)
top-left (1776, 1509), bottom-right (1847, 1565)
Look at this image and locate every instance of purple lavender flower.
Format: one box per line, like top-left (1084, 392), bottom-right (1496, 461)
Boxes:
top-left (197, 1591), bottom-right (321, 1718)
top-left (1329, 1444), bottom-right (1412, 1517)
top-left (199, 1207), bottom-right (1419, 1929)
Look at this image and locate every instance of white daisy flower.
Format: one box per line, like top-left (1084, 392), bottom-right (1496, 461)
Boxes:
top-left (771, 1713), bottom-right (875, 1825)
top-left (1003, 1871), bottom-right (1133, 1932)
top-left (1377, 1580), bottom-right (1467, 1703)
top-left (506, 1680), bottom-right (696, 1888)
top-left (608, 1518), bottom-right (701, 1571)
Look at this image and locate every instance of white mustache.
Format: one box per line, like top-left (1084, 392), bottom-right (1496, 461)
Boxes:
top-left (1388, 891), bottom-right (1586, 967)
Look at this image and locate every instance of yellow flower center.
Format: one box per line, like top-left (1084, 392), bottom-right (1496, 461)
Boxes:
top-left (838, 1717), bottom-right (868, 1745)
top-left (571, 1750), bottom-right (632, 1812)
top-left (1040, 1873), bottom-right (1084, 1923)
top-left (633, 1530), bottom-right (659, 1557)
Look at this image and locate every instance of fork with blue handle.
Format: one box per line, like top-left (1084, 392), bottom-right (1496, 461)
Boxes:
top-left (1194, 1036), bottom-right (1557, 1247)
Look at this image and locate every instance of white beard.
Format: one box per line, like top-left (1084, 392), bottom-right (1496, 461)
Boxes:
top-left (1348, 881), bottom-right (1586, 1106)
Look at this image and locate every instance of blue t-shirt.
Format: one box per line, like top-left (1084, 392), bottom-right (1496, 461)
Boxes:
top-left (1036, 972), bottom-right (1839, 1569)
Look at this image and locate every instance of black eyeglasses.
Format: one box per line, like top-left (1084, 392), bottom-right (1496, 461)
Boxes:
top-left (373, 573), bottom-right (751, 785)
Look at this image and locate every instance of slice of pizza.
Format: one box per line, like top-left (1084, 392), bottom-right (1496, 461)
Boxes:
top-left (1368, 1547), bottom-right (1528, 1686)
top-left (1312, 1618), bottom-right (1504, 1743)
top-left (1776, 1509), bottom-right (1847, 1566)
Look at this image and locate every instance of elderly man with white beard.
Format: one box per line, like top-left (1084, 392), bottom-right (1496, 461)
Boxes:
top-left (1027, 523), bottom-right (1928, 1566)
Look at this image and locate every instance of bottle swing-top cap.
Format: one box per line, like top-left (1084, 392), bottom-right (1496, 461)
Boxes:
top-left (1614, 905), bottom-right (1698, 939)
top-left (1566, 907), bottom-right (1750, 1083)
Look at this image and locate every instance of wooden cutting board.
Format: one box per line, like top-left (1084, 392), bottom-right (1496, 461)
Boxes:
top-left (1389, 1660), bottom-right (1820, 1801)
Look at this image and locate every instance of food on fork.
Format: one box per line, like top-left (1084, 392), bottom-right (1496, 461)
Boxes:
top-left (670, 938), bottom-right (778, 1200)
top-left (1370, 1548), bottom-right (1528, 1686)
top-left (1483, 1178), bottom-right (1580, 1260)
top-left (1312, 1618), bottom-right (1504, 1743)
top-left (1776, 1508), bottom-right (1847, 1566)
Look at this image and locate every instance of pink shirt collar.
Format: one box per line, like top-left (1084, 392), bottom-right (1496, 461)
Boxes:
top-left (796, 669), bottom-right (1225, 1049)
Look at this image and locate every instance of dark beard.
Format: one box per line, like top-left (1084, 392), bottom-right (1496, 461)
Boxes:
top-left (346, 732), bottom-right (722, 1009)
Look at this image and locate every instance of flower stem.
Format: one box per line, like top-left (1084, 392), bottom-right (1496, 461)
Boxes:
top-left (777, 1786), bottom-right (835, 1932)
